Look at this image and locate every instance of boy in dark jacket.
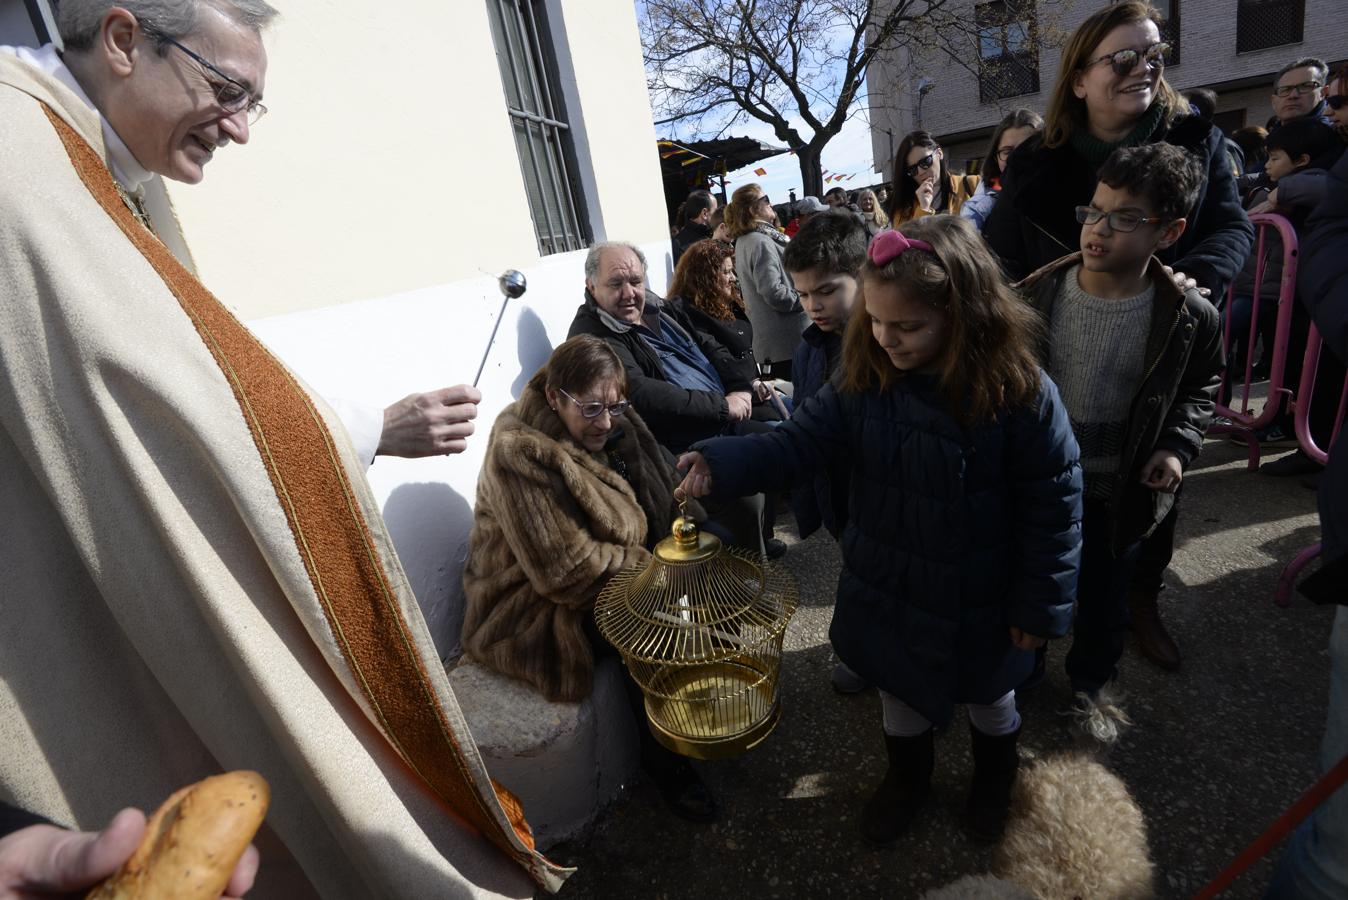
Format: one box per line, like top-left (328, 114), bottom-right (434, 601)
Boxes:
top-left (781, 211), bottom-right (866, 539)
top-left (781, 210), bottom-right (868, 693)
top-left (1018, 143), bottom-right (1222, 716)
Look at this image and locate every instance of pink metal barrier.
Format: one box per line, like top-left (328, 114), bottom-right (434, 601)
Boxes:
top-left (1208, 214), bottom-right (1299, 471)
top-left (1275, 325), bottom-right (1348, 607)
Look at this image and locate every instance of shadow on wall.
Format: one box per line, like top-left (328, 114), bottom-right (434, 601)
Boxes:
top-left (382, 480), bottom-right (473, 662)
top-left (512, 305), bottom-right (553, 399)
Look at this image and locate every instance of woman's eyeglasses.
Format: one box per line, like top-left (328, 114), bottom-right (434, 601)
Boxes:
top-left (1083, 41), bottom-right (1169, 78)
top-left (558, 389), bottom-right (629, 420)
top-left (904, 152), bottom-right (938, 179)
top-left (1326, 94), bottom-right (1347, 110)
top-left (1075, 205), bottom-right (1163, 233)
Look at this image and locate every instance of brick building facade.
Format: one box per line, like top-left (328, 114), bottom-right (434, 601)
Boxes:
top-left (868, 0), bottom-right (1346, 178)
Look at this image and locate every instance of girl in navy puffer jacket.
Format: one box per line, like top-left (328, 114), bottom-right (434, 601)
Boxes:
top-left (678, 216), bottom-right (1083, 846)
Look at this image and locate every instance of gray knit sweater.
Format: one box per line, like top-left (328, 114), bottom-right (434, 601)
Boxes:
top-left (1047, 266), bottom-right (1154, 501)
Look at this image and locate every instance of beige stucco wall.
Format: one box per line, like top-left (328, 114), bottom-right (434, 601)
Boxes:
top-left (166, 0), bottom-right (667, 320)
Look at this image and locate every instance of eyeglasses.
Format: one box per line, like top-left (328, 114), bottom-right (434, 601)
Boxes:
top-left (904, 151), bottom-right (938, 179)
top-left (151, 31), bottom-right (268, 125)
top-left (1274, 80), bottom-right (1322, 98)
top-left (1328, 95), bottom-right (1348, 110)
top-left (755, 195), bottom-right (772, 207)
top-left (1075, 205), bottom-right (1164, 233)
top-left (1083, 41), bottom-right (1169, 77)
top-left (558, 389), bottom-right (629, 420)
top-left (995, 146), bottom-right (1016, 163)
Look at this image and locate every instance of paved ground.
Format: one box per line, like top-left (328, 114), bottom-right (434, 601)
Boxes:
top-left (548, 436), bottom-right (1337, 899)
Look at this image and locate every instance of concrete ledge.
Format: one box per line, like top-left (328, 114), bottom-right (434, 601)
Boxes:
top-left (448, 657), bottom-right (640, 847)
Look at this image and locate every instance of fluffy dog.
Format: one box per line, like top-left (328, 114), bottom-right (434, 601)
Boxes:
top-left (993, 754), bottom-right (1155, 899)
top-left (921, 755), bottom-right (1155, 900)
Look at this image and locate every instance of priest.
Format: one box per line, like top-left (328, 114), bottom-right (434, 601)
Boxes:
top-left (0, 1), bottom-right (565, 895)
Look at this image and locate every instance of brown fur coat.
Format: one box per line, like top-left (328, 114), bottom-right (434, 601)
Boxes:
top-left (461, 384), bottom-right (685, 701)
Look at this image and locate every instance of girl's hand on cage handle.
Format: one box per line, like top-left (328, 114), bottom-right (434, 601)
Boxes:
top-left (675, 451), bottom-right (713, 498)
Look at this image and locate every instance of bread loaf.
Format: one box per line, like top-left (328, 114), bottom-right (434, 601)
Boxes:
top-left (87, 771), bottom-right (269, 900)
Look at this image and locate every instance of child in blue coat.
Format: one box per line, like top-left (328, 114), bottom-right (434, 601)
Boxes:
top-left (678, 216), bottom-right (1083, 845)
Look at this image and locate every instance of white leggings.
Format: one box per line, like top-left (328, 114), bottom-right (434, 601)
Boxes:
top-left (880, 690), bottom-right (1020, 737)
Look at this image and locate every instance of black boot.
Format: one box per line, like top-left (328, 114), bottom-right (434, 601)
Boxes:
top-left (964, 725), bottom-right (1021, 843)
top-left (860, 729), bottom-right (934, 847)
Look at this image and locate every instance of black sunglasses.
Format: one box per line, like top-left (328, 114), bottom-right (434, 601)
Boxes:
top-left (1327, 95), bottom-right (1347, 110)
top-left (904, 152), bottom-right (938, 179)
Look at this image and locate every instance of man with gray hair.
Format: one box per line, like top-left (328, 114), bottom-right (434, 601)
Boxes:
top-left (569, 241), bottom-right (756, 454)
top-left (1269, 56), bottom-right (1333, 133)
top-left (0, 2), bottom-right (559, 896)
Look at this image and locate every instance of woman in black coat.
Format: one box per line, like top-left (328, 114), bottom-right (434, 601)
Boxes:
top-left (984, 2), bottom-right (1252, 299)
top-left (668, 238), bottom-right (781, 422)
top-left (983, 1), bottom-right (1253, 674)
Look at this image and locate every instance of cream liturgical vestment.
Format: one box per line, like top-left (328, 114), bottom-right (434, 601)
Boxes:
top-left (0, 55), bottom-right (569, 897)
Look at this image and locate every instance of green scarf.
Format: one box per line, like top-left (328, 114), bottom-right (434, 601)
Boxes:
top-left (1070, 101), bottom-right (1168, 168)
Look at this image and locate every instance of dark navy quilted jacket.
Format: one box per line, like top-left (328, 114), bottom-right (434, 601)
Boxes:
top-left (694, 373), bottom-right (1083, 725)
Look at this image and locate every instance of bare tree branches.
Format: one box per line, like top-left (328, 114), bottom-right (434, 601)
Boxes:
top-left (642, 0), bottom-right (972, 194)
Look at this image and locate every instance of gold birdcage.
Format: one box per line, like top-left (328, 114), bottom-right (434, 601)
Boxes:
top-left (594, 510), bottom-right (798, 760)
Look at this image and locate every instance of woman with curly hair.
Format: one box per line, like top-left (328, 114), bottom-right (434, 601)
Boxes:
top-left (669, 238), bottom-right (760, 392)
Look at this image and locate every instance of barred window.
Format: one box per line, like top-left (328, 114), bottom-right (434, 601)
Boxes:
top-left (976, 1), bottom-right (1040, 103)
top-left (1236, 0), bottom-right (1305, 54)
top-left (485, 0), bottom-right (590, 255)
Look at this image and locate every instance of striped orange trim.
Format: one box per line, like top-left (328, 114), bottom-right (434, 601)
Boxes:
top-left (41, 107), bottom-right (555, 885)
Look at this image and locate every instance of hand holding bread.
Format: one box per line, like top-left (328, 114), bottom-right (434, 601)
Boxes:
top-left (85, 771), bottom-right (269, 900)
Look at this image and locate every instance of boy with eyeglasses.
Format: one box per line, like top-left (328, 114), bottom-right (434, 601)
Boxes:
top-left (1017, 143), bottom-right (1222, 728)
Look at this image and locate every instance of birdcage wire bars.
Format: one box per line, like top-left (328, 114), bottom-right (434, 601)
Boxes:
top-left (594, 518), bottom-right (798, 759)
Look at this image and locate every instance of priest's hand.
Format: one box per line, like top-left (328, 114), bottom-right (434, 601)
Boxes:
top-left (0, 808), bottom-right (259, 898)
top-left (676, 451), bottom-right (714, 498)
top-left (379, 385), bottom-right (482, 457)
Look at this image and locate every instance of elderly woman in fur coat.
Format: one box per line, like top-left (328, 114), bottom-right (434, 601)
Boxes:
top-left (461, 335), bottom-right (718, 822)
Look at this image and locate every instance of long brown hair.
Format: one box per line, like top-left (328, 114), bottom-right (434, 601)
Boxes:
top-left (724, 183), bottom-right (765, 239)
top-left (1041, 1), bottom-right (1184, 150)
top-left (885, 130), bottom-right (950, 221)
top-left (669, 239), bottom-right (742, 321)
top-left (840, 215), bottom-right (1042, 425)
top-left (980, 108), bottom-right (1044, 183)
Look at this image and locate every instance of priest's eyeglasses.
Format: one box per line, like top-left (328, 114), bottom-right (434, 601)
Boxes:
top-left (558, 390), bottom-right (630, 420)
top-left (1075, 205), bottom-right (1164, 232)
top-left (1083, 42), bottom-right (1170, 77)
top-left (151, 32), bottom-right (268, 125)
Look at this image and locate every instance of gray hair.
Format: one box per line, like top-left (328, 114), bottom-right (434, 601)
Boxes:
top-left (583, 241), bottom-right (648, 282)
top-left (1274, 57), bottom-right (1328, 88)
top-left (56, 0), bottom-right (279, 53)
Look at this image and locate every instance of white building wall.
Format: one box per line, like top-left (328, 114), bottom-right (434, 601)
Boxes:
top-left (3, 0), bottom-right (675, 658)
